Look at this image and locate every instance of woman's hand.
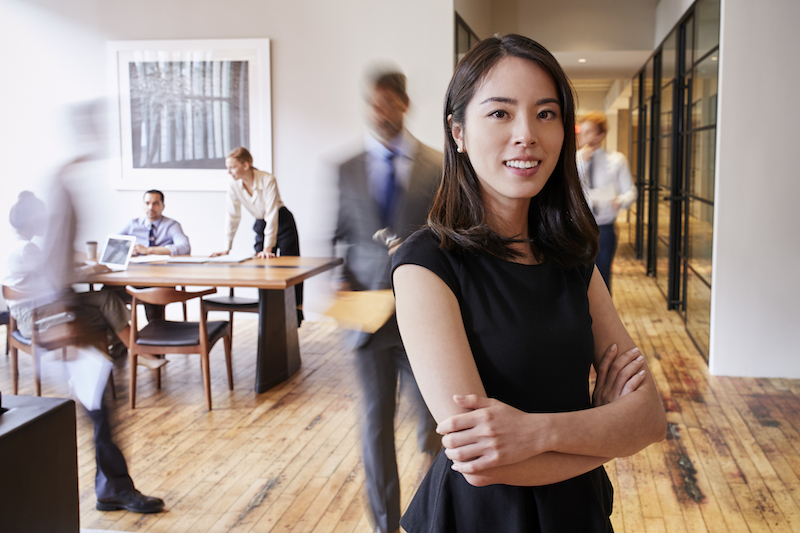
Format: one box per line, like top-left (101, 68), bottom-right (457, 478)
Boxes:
top-left (255, 250), bottom-right (276, 259)
top-left (209, 250), bottom-right (230, 258)
top-left (437, 394), bottom-right (552, 475)
top-left (592, 344), bottom-right (646, 407)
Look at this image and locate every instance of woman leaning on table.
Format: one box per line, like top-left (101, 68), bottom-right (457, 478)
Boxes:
top-left (391, 34), bottom-right (666, 532)
top-left (211, 147), bottom-right (303, 324)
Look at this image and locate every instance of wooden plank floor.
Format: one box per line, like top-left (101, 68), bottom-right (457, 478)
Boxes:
top-left (3, 243), bottom-right (800, 532)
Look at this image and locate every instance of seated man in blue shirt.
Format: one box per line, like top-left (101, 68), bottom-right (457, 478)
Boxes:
top-left (119, 190), bottom-right (191, 256)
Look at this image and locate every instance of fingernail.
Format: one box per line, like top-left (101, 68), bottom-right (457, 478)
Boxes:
top-left (453, 394), bottom-right (464, 401)
top-left (639, 370), bottom-right (645, 376)
top-left (451, 463), bottom-right (460, 472)
top-left (632, 347), bottom-right (641, 355)
top-left (611, 344), bottom-right (618, 351)
top-left (636, 355), bottom-right (643, 362)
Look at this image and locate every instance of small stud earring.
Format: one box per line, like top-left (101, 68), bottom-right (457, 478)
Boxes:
top-left (457, 146), bottom-right (463, 153)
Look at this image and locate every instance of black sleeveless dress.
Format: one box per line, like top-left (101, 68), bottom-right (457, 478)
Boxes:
top-left (391, 229), bottom-right (614, 533)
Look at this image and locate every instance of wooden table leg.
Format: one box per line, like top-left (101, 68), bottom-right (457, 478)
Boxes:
top-left (255, 288), bottom-right (301, 393)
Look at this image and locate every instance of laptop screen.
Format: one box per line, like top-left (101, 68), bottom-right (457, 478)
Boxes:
top-left (100, 237), bottom-right (134, 267)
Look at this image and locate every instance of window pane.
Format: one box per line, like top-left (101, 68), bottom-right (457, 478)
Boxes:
top-left (657, 187), bottom-right (671, 244)
top-left (695, 0), bottom-right (720, 61)
top-left (660, 82), bottom-right (673, 137)
top-left (661, 29), bottom-right (677, 83)
top-left (656, 235), bottom-right (669, 298)
top-left (659, 135), bottom-right (671, 189)
top-left (686, 268), bottom-right (711, 357)
top-left (457, 23), bottom-right (469, 65)
top-left (690, 128), bottom-right (716, 202)
top-left (687, 198), bottom-right (713, 285)
top-left (644, 58), bottom-right (654, 102)
top-left (692, 54), bottom-right (718, 129)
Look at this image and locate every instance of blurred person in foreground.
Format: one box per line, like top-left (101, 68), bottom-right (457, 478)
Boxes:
top-left (333, 67), bottom-right (442, 533)
top-left (3, 100), bottom-right (165, 514)
top-left (576, 111), bottom-right (636, 293)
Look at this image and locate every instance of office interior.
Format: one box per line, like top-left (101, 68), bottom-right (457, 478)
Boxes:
top-left (1, 0), bottom-right (800, 530)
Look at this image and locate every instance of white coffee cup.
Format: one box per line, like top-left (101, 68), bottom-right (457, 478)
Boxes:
top-left (86, 241), bottom-right (98, 261)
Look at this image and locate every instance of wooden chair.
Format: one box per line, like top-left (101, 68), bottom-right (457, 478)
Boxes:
top-left (127, 287), bottom-right (232, 410)
top-left (203, 288), bottom-right (258, 347)
top-left (3, 285), bottom-right (47, 395)
top-left (2, 285), bottom-right (117, 398)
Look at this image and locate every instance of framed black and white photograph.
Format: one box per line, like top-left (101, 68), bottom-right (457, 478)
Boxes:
top-left (107, 39), bottom-right (271, 190)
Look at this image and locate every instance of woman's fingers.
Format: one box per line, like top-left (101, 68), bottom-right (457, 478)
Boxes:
top-left (593, 346), bottom-right (646, 406)
top-left (594, 343), bottom-right (618, 390)
top-left (612, 358), bottom-right (643, 395)
top-left (620, 369), bottom-right (646, 397)
top-left (443, 442), bottom-right (485, 463)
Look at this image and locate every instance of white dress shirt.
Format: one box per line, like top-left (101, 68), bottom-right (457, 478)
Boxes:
top-left (224, 169), bottom-right (285, 251)
top-left (577, 148), bottom-right (637, 226)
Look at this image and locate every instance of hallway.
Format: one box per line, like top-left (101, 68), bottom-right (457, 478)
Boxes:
top-left (3, 240), bottom-right (800, 532)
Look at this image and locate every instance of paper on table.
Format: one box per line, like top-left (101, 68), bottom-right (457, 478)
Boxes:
top-left (206, 254), bottom-right (253, 263)
top-left (325, 290), bottom-right (395, 334)
top-left (165, 256), bottom-right (210, 263)
top-left (129, 255), bottom-right (167, 263)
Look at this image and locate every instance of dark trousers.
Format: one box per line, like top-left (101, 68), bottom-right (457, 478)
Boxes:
top-left (86, 403), bottom-right (134, 499)
top-left (354, 317), bottom-right (440, 533)
top-left (596, 223), bottom-right (618, 293)
top-left (254, 206), bottom-right (303, 324)
top-left (102, 286), bottom-right (164, 322)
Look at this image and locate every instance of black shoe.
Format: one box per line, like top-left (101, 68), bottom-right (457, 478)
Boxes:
top-left (96, 489), bottom-right (165, 513)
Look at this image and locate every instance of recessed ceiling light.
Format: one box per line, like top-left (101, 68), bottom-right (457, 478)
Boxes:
top-left (711, 56), bottom-right (718, 61)
top-left (578, 58), bottom-right (587, 63)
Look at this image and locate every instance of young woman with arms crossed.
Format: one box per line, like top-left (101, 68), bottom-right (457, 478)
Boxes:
top-left (391, 35), bottom-right (666, 532)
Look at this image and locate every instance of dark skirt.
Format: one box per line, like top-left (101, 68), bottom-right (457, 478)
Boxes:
top-left (401, 450), bottom-right (614, 533)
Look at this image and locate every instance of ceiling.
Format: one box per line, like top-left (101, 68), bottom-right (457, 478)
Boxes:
top-left (463, 0), bottom-right (660, 87)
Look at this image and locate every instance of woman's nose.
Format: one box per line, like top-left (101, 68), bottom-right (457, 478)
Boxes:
top-left (513, 116), bottom-right (538, 146)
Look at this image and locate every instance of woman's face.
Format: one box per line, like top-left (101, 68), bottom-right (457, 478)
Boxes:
top-left (451, 56), bottom-right (564, 213)
top-left (226, 157), bottom-right (250, 180)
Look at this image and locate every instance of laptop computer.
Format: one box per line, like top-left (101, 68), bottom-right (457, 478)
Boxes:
top-left (98, 234), bottom-right (136, 271)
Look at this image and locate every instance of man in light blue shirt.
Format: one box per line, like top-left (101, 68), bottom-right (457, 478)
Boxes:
top-left (119, 190), bottom-right (190, 256)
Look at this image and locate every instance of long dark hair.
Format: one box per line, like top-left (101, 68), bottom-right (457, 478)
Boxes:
top-left (428, 34), bottom-right (598, 267)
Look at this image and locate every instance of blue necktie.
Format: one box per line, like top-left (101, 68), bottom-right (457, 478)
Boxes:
top-left (149, 224), bottom-right (156, 247)
top-left (380, 151), bottom-right (397, 226)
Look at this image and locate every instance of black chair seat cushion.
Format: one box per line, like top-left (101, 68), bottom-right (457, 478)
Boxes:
top-left (204, 296), bottom-right (259, 310)
top-left (136, 320), bottom-right (229, 347)
top-left (11, 330), bottom-right (32, 347)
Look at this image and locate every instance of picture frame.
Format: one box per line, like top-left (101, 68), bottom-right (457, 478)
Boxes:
top-left (107, 38), bottom-right (271, 191)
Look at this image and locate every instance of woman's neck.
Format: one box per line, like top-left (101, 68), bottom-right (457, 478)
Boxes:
top-left (241, 169), bottom-right (256, 192)
top-left (485, 198), bottom-right (538, 264)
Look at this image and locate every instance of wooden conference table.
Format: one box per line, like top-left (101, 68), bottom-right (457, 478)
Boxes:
top-left (87, 256), bottom-right (342, 393)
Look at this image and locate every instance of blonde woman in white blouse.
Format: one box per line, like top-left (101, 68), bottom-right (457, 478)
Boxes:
top-left (211, 146), bottom-right (303, 323)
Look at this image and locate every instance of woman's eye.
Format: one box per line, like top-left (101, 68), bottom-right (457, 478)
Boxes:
top-left (489, 110), bottom-right (508, 119)
top-left (538, 109), bottom-right (557, 119)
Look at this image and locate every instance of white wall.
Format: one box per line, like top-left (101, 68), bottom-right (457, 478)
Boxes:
top-left (708, 0), bottom-right (800, 377)
top-left (0, 0), bottom-right (454, 315)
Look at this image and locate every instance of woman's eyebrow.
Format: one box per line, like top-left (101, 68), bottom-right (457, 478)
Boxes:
top-left (478, 96), bottom-right (560, 106)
